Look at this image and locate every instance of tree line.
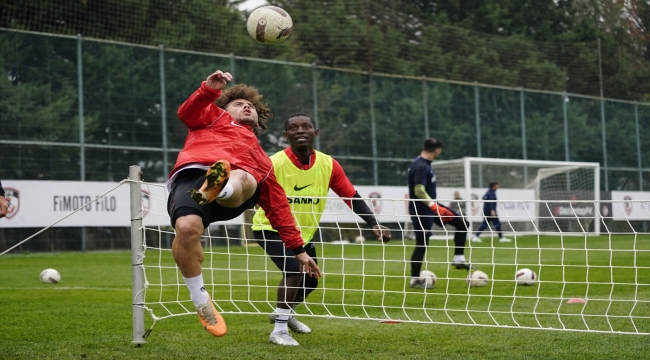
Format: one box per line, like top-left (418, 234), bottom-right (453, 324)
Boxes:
top-left (1, 0), bottom-right (649, 101)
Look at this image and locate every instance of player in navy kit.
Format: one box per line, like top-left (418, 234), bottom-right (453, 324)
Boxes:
top-left (407, 138), bottom-right (473, 288)
top-left (472, 182), bottom-right (512, 243)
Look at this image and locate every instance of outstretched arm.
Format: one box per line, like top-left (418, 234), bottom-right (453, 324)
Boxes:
top-left (413, 184), bottom-right (455, 221)
top-left (329, 159), bottom-right (391, 242)
top-left (177, 70), bottom-right (233, 130)
top-left (349, 194), bottom-right (391, 243)
top-left (0, 196), bottom-right (7, 219)
top-left (0, 181), bottom-right (6, 219)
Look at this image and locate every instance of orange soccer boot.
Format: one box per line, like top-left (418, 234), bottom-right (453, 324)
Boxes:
top-left (195, 296), bottom-right (227, 337)
top-left (190, 160), bottom-right (231, 205)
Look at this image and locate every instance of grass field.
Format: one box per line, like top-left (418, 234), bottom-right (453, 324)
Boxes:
top-left (1, 235), bottom-right (649, 359)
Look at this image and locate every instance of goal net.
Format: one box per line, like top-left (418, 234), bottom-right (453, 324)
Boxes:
top-left (127, 165), bottom-right (648, 344)
top-left (431, 157), bottom-right (601, 237)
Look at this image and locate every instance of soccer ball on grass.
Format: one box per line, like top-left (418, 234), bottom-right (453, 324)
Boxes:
top-left (39, 268), bottom-right (61, 284)
top-left (419, 270), bottom-right (437, 288)
top-left (246, 6), bottom-right (293, 44)
top-left (467, 270), bottom-right (489, 287)
top-left (515, 268), bottom-right (537, 286)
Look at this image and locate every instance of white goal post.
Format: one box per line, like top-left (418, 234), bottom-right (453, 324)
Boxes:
top-left (431, 157), bottom-right (601, 236)
top-left (127, 164), bottom-right (650, 343)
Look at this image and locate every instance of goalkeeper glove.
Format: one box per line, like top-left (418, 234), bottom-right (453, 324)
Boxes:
top-left (429, 202), bottom-right (455, 223)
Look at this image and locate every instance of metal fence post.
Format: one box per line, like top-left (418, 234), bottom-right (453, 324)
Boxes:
top-left (230, 53), bottom-right (236, 85)
top-left (77, 34), bottom-right (85, 181)
top-left (423, 76), bottom-right (429, 138)
top-left (130, 165), bottom-right (146, 345)
top-left (77, 34), bottom-right (87, 252)
top-left (159, 45), bottom-right (168, 178)
top-left (634, 101), bottom-right (642, 190)
top-left (598, 38), bottom-right (609, 191)
top-left (312, 63), bottom-right (321, 151)
top-left (520, 87), bottom-right (527, 160)
top-left (474, 82), bottom-right (481, 158)
top-left (563, 92), bottom-right (570, 162)
top-left (369, 73), bottom-right (378, 185)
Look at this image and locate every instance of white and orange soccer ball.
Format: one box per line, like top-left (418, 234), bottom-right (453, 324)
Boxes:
top-left (246, 6), bottom-right (293, 44)
top-left (39, 268), bottom-right (61, 284)
top-left (467, 270), bottom-right (489, 287)
top-left (515, 268), bottom-right (537, 286)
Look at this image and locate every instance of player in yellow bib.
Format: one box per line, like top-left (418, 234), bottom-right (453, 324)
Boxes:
top-left (252, 114), bottom-right (391, 346)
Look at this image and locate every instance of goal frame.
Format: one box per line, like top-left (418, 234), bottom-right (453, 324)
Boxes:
top-left (435, 157), bottom-right (601, 236)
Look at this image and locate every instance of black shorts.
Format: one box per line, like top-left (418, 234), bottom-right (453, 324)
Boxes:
top-left (253, 230), bottom-right (317, 275)
top-left (167, 168), bottom-right (260, 229)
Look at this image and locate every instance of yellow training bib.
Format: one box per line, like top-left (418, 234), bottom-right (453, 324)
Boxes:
top-left (252, 150), bottom-right (333, 243)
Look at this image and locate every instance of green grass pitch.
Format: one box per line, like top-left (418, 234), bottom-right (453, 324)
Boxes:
top-left (0, 235), bottom-right (648, 359)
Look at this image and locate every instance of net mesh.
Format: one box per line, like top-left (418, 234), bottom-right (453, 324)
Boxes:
top-left (132, 178), bottom-right (650, 336)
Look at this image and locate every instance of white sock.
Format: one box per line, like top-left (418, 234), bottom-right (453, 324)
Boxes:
top-left (454, 255), bottom-right (466, 263)
top-left (273, 307), bottom-right (292, 333)
top-left (217, 183), bottom-right (234, 199)
top-left (184, 274), bottom-right (210, 307)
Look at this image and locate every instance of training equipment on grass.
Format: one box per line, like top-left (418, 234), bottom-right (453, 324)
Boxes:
top-left (39, 268), bottom-right (61, 284)
top-left (119, 165), bottom-right (649, 344)
top-left (515, 268), bottom-right (537, 286)
top-left (466, 270), bottom-right (489, 288)
top-left (247, 6), bottom-right (293, 44)
top-left (419, 270), bottom-right (437, 288)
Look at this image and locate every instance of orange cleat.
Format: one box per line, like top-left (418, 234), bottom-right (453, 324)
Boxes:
top-left (195, 296), bottom-right (227, 337)
top-left (190, 160), bottom-right (231, 205)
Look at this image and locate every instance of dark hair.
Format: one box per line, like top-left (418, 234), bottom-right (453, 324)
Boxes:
top-left (489, 182), bottom-right (499, 189)
top-left (422, 138), bottom-right (444, 152)
top-left (215, 83), bottom-right (272, 135)
top-left (284, 113), bottom-right (316, 130)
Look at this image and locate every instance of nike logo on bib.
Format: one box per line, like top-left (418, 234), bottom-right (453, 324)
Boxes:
top-left (294, 184), bottom-right (312, 191)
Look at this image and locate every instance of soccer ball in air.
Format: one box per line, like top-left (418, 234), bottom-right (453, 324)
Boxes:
top-left (419, 270), bottom-right (437, 288)
top-left (354, 235), bottom-right (366, 244)
top-left (467, 270), bottom-right (489, 287)
top-left (246, 6), bottom-right (293, 44)
top-left (515, 268), bottom-right (537, 286)
top-left (39, 268), bottom-right (61, 284)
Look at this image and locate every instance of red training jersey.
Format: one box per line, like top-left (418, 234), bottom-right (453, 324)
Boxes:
top-left (170, 82), bottom-right (304, 250)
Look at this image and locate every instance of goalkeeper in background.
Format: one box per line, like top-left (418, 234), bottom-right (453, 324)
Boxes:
top-left (167, 70), bottom-right (320, 339)
top-left (471, 182), bottom-right (512, 243)
top-left (252, 114), bottom-right (392, 346)
top-left (408, 138), bottom-right (473, 289)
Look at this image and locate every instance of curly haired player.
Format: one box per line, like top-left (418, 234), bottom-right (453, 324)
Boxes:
top-left (167, 70), bottom-right (320, 338)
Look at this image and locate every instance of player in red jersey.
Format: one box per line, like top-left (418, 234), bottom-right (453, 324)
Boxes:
top-left (167, 70), bottom-right (320, 338)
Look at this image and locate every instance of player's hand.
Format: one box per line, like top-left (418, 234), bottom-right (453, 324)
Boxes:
top-left (295, 252), bottom-right (321, 279)
top-left (372, 225), bottom-right (391, 243)
top-left (429, 202), bottom-right (455, 222)
top-left (0, 196), bottom-right (8, 219)
top-left (491, 210), bottom-right (496, 217)
top-left (206, 70), bottom-right (232, 91)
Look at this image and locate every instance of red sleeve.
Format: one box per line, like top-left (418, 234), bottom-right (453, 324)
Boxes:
top-left (257, 170), bottom-right (305, 250)
top-left (177, 81), bottom-right (224, 130)
top-left (329, 158), bottom-right (357, 208)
